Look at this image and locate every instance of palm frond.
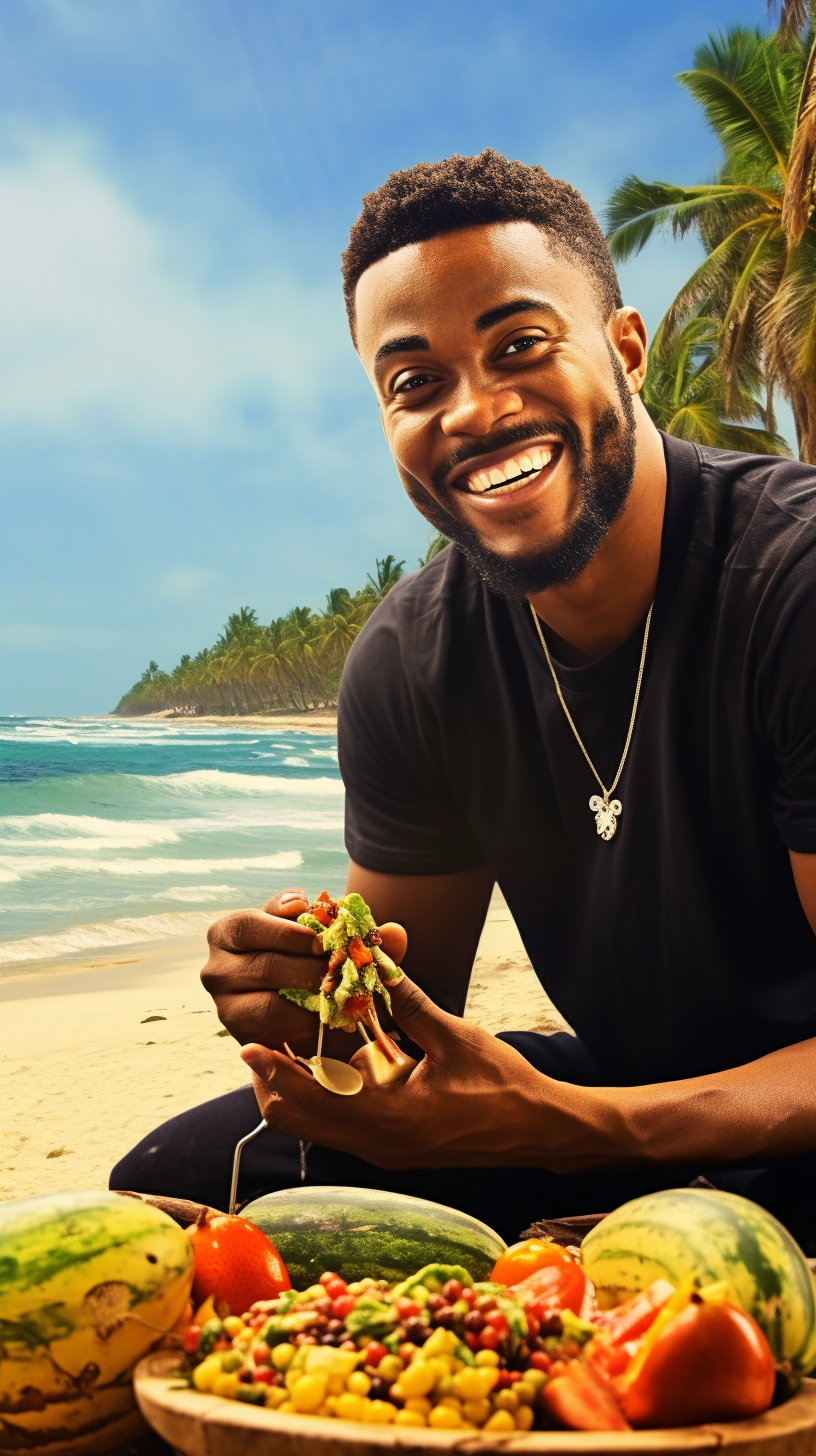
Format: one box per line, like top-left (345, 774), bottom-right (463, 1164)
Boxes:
top-left (605, 177), bottom-right (779, 261)
top-left (768, 0), bottom-right (812, 44)
top-left (783, 34), bottom-right (816, 241)
top-left (680, 29), bottom-right (796, 177)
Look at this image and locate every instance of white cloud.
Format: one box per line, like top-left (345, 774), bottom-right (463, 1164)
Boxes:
top-left (0, 130), bottom-right (355, 439)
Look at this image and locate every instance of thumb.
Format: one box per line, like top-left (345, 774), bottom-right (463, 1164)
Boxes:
top-left (387, 973), bottom-right (459, 1056)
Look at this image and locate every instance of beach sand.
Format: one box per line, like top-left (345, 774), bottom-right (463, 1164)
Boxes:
top-left (0, 889), bottom-right (568, 1203)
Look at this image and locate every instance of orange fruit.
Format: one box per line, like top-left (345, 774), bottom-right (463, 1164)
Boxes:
top-left (188, 1214), bottom-right (290, 1315)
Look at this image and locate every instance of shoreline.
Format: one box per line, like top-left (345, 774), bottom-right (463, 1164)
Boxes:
top-left (112, 710), bottom-right (338, 733)
top-left (0, 890), bottom-right (567, 1203)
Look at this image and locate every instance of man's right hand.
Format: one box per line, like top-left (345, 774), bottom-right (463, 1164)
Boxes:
top-left (201, 887), bottom-right (332, 1055)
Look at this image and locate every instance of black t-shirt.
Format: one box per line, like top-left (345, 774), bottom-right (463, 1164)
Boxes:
top-left (338, 434), bottom-right (816, 1086)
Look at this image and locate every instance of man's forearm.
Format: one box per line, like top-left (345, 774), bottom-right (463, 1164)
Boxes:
top-left (550, 1036), bottom-right (816, 1172)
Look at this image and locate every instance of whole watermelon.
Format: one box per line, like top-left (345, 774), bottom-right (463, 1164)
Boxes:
top-left (581, 1187), bottom-right (816, 1374)
top-left (0, 1190), bottom-right (194, 1454)
top-left (242, 1185), bottom-right (506, 1288)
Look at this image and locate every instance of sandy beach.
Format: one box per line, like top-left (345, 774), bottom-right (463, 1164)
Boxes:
top-left (0, 889), bottom-right (568, 1204)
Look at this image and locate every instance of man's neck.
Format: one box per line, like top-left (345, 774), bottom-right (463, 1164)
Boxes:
top-left (527, 408), bottom-right (667, 666)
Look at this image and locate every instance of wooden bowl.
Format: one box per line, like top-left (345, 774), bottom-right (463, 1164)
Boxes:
top-left (134, 1354), bottom-right (816, 1456)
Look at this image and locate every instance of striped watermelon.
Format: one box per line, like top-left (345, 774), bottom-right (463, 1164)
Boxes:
top-left (0, 1190), bottom-right (194, 1454)
top-left (242, 1185), bottom-right (506, 1288)
top-left (581, 1187), bottom-right (816, 1374)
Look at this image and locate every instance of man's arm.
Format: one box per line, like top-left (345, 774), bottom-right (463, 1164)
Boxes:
top-left (237, 855), bottom-right (816, 1172)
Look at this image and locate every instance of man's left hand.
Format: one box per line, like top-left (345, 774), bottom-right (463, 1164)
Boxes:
top-left (240, 974), bottom-right (600, 1171)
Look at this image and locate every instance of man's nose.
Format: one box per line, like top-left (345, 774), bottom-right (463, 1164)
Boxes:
top-left (440, 379), bottom-right (524, 436)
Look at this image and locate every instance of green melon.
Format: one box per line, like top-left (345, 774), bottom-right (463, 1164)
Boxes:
top-left (241, 1185), bottom-right (506, 1289)
top-left (581, 1187), bottom-right (816, 1374)
top-left (0, 1189), bottom-right (194, 1454)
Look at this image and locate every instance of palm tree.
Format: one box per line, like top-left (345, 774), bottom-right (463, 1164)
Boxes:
top-left (605, 24), bottom-right (816, 460)
top-left (365, 555), bottom-right (405, 599)
top-left (418, 531), bottom-right (450, 566)
top-left (641, 315), bottom-right (790, 452)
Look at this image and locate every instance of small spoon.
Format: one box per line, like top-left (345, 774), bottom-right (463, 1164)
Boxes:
top-left (284, 1027), bottom-right (364, 1097)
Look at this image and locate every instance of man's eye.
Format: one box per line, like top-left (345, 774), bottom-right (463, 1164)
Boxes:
top-left (503, 335), bottom-right (542, 355)
top-left (394, 372), bottom-right (435, 393)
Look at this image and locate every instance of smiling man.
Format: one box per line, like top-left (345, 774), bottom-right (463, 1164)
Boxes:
top-left (111, 152), bottom-right (816, 1251)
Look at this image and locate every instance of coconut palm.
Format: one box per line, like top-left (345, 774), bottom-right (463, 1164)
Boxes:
top-left (641, 314), bottom-right (791, 453)
top-left (605, 24), bottom-right (816, 460)
top-left (418, 532), bottom-right (450, 566)
top-left (365, 555), bottom-right (406, 599)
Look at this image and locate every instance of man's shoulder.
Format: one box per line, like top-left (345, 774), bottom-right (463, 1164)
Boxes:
top-left (341, 547), bottom-right (496, 698)
top-left (694, 441), bottom-right (816, 524)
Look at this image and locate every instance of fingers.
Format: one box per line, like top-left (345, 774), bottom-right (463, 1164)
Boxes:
top-left (264, 888), bottom-right (310, 919)
top-left (242, 1045), bottom-right (339, 1127)
top-left (388, 973), bottom-right (458, 1055)
top-left (378, 922), bottom-right (408, 964)
top-left (201, 947), bottom-right (324, 997)
top-left (207, 908), bottom-right (323, 956)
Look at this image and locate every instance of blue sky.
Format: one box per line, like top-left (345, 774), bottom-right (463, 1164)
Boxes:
top-left (1, 0), bottom-right (780, 714)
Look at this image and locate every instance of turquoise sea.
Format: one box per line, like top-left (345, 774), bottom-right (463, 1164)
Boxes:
top-left (0, 717), bottom-right (345, 972)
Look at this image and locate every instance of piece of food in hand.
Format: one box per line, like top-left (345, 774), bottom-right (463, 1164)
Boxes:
top-left (188, 1211), bottom-right (291, 1315)
top-left (279, 892), bottom-right (406, 1066)
top-left (619, 1289), bottom-right (776, 1427)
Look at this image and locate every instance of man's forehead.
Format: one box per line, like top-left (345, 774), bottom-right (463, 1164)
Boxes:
top-left (354, 220), bottom-right (586, 359)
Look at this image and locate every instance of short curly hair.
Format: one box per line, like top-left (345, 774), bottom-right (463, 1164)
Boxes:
top-left (342, 149), bottom-right (622, 342)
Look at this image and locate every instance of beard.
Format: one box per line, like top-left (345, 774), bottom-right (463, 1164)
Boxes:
top-left (411, 356), bottom-right (637, 599)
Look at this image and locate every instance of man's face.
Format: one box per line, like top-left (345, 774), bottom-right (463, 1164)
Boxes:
top-left (355, 221), bottom-right (644, 597)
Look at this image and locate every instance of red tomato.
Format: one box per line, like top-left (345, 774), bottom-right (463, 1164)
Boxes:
top-left (478, 1326), bottom-right (501, 1350)
top-left (187, 1214), bottom-right (290, 1316)
top-left (510, 1260), bottom-right (588, 1318)
top-left (332, 1294), bottom-right (356, 1319)
top-left (484, 1310), bottom-right (510, 1337)
top-left (324, 1277), bottom-right (348, 1299)
top-left (544, 1360), bottom-right (631, 1432)
top-left (183, 1324), bottom-right (201, 1354)
top-left (365, 1341), bottom-right (389, 1367)
top-left (492, 1238), bottom-right (578, 1288)
top-left (319, 1270), bottom-right (338, 1286)
top-left (622, 1297), bottom-right (776, 1428)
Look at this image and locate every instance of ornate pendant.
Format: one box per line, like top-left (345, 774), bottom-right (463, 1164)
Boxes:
top-left (589, 794), bottom-right (621, 841)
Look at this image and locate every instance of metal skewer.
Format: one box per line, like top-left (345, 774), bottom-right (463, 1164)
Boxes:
top-left (228, 1118), bottom-right (267, 1216)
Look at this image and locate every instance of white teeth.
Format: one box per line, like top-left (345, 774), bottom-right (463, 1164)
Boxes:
top-left (466, 446), bottom-right (556, 493)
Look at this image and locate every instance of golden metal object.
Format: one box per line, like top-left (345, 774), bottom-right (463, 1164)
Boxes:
top-left (530, 601), bottom-right (653, 841)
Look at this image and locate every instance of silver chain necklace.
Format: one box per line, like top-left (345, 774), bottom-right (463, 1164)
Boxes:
top-left (529, 602), bottom-right (653, 841)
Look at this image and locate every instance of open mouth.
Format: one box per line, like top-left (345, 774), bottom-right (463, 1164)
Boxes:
top-left (458, 443), bottom-right (561, 498)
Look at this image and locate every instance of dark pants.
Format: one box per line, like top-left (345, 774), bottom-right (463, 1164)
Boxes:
top-left (109, 1030), bottom-right (816, 1254)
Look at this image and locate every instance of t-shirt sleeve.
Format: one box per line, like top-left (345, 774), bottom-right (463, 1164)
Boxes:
top-left (763, 538), bottom-right (816, 852)
top-left (338, 591), bottom-right (487, 876)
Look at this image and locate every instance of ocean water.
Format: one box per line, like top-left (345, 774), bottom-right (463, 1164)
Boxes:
top-left (0, 717), bottom-right (346, 971)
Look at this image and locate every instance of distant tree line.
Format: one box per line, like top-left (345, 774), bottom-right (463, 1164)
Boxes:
top-left (113, 541), bottom-right (447, 716)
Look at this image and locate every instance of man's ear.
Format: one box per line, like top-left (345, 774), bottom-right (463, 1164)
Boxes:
top-left (609, 307), bottom-right (648, 396)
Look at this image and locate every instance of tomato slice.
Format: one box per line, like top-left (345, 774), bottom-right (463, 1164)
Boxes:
top-left (543, 1360), bottom-right (631, 1431)
top-left (593, 1279), bottom-right (676, 1345)
top-left (492, 1237), bottom-right (578, 1288)
top-left (510, 1259), bottom-right (588, 1317)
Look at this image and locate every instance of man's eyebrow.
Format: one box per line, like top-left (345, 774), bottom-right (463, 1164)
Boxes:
top-left (475, 298), bottom-right (562, 332)
top-left (374, 334), bottom-right (430, 366)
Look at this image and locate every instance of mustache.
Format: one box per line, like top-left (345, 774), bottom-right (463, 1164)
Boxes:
top-left (430, 418), bottom-right (582, 495)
